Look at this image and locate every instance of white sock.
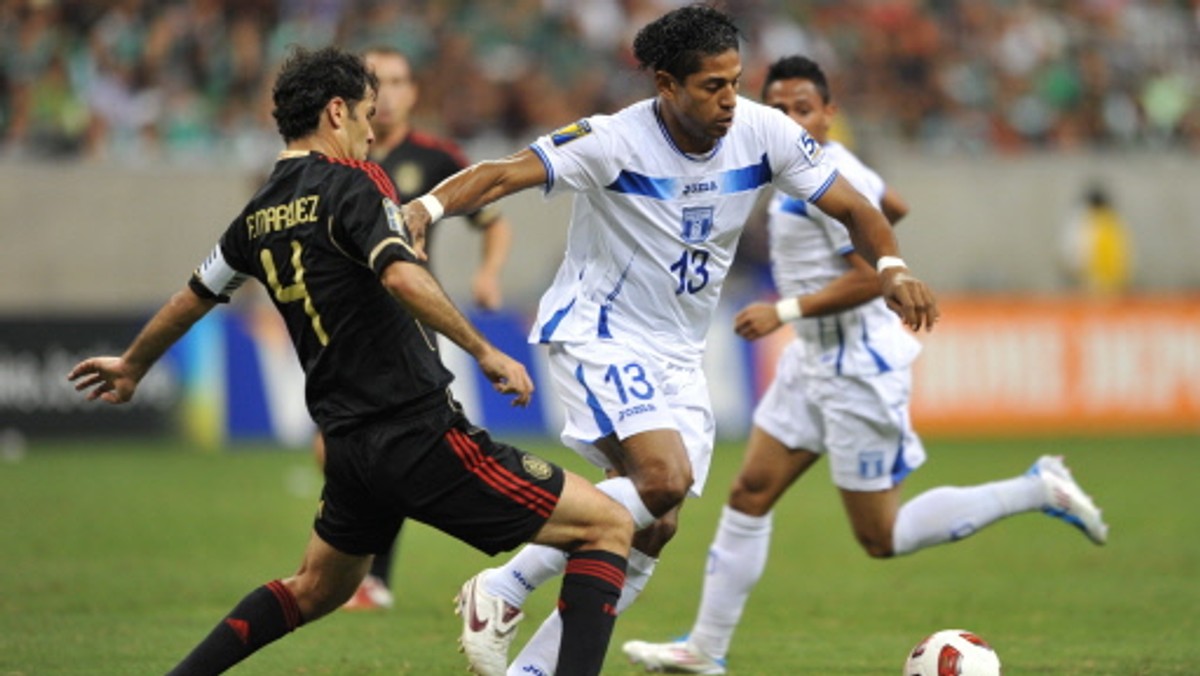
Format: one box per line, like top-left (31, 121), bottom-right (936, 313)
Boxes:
top-left (892, 474), bottom-right (1044, 555)
top-left (595, 476), bottom-right (657, 529)
top-left (688, 506), bottom-right (772, 661)
top-left (484, 544), bottom-right (567, 610)
top-left (507, 549), bottom-right (658, 676)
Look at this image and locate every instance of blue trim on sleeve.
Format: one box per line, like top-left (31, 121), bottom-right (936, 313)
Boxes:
top-left (807, 169), bottom-right (840, 203)
top-left (529, 143), bottom-right (554, 195)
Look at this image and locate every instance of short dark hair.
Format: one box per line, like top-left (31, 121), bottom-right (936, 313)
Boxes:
top-left (271, 46), bottom-right (378, 142)
top-left (762, 55), bottom-right (830, 103)
top-left (632, 4), bottom-right (741, 81)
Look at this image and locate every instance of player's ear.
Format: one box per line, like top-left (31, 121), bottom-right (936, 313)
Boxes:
top-left (325, 97), bottom-right (347, 130)
top-left (654, 70), bottom-right (677, 98)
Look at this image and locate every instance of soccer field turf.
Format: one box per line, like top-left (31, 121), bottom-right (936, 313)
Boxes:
top-left (1, 434), bottom-right (1197, 674)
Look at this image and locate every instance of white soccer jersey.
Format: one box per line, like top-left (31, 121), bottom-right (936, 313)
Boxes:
top-left (528, 97), bottom-right (838, 364)
top-left (767, 141), bottom-right (921, 377)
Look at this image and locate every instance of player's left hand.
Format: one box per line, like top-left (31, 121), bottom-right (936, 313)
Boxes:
top-left (476, 348), bottom-right (534, 407)
top-left (399, 202), bottom-right (431, 262)
top-left (472, 271), bottom-right (503, 311)
top-left (734, 302), bottom-right (783, 341)
top-left (67, 356), bottom-right (140, 404)
top-left (881, 268), bottom-right (939, 331)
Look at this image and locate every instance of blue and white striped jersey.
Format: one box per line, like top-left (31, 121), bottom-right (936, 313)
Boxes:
top-left (767, 141), bottom-right (921, 377)
top-left (528, 96), bottom-right (838, 364)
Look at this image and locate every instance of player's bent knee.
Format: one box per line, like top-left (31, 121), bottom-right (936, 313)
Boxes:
top-left (587, 499), bottom-right (635, 554)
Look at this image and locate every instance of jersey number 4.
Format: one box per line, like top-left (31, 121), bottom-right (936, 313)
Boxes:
top-left (261, 241), bottom-right (330, 346)
top-left (670, 247), bottom-right (710, 295)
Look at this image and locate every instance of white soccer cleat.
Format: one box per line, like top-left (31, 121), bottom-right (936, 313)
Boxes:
top-left (622, 639), bottom-right (727, 675)
top-left (454, 569), bottom-right (523, 676)
top-left (1028, 455), bottom-right (1109, 545)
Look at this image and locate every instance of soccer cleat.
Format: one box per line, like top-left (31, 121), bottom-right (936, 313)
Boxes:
top-left (622, 639), bottom-right (727, 675)
top-left (1028, 455), bottom-right (1108, 545)
top-left (342, 574), bottom-right (395, 611)
top-left (454, 569), bottom-right (523, 676)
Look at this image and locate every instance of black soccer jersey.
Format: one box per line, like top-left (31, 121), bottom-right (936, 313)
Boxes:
top-left (374, 131), bottom-right (500, 250)
top-left (190, 151), bottom-right (454, 433)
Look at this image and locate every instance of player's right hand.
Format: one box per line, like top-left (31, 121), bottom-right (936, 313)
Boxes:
top-left (881, 268), bottom-right (939, 331)
top-left (476, 348), bottom-right (534, 407)
top-left (399, 202), bottom-right (430, 262)
top-left (67, 356), bottom-right (139, 404)
top-left (734, 302), bottom-right (783, 341)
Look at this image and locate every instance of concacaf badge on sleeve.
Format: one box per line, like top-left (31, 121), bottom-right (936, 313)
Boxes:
top-left (382, 197), bottom-right (409, 239)
top-left (551, 119), bottom-right (592, 146)
top-left (797, 129), bottom-right (823, 166)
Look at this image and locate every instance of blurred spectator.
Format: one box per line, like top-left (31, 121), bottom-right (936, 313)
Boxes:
top-left (0, 0), bottom-right (1198, 164)
top-left (1059, 182), bottom-right (1133, 296)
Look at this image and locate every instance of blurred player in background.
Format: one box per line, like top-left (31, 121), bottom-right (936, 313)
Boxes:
top-left (68, 46), bottom-right (632, 676)
top-left (398, 7), bottom-right (939, 675)
top-left (326, 45), bottom-right (516, 612)
top-left (622, 55), bottom-right (1109, 675)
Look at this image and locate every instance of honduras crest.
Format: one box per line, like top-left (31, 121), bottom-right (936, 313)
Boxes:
top-left (681, 206), bottom-right (714, 243)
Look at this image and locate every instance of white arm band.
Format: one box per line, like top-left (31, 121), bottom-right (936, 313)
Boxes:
top-left (876, 255), bottom-right (907, 273)
top-left (415, 194), bottom-right (445, 224)
top-left (775, 297), bottom-right (803, 322)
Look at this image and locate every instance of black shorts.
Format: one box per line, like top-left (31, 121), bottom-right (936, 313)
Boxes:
top-left (314, 398), bottom-right (565, 557)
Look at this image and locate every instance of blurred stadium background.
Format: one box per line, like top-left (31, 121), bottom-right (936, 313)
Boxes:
top-left (1, 0), bottom-right (1198, 445)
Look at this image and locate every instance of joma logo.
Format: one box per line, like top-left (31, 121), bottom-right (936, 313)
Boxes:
top-left (683, 181), bottom-right (718, 196)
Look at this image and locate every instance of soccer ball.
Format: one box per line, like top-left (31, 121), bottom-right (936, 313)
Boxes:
top-left (903, 629), bottom-right (1002, 675)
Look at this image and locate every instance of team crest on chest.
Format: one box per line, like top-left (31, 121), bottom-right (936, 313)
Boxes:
top-left (681, 206), bottom-right (714, 243)
top-left (393, 162), bottom-right (423, 196)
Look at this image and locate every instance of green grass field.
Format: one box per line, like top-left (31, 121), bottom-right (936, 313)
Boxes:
top-left (1, 434), bottom-right (1197, 675)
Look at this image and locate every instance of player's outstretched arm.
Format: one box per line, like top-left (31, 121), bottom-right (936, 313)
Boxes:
top-left (812, 176), bottom-right (939, 331)
top-left (68, 286), bottom-right (217, 404)
top-left (401, 149), bottom-right (546, 258)
top-left (380, 259), bottom-right (533, 406)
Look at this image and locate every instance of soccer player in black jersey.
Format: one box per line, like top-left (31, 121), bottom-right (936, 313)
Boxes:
top-left (331, 45), bottom-right (516, 611)
top-left (365, 45), bottom-right (511, 311)
top-left (67, 46), bottom-right (631, 676)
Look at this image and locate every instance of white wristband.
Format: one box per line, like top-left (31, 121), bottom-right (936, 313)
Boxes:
top-left (876, 255), bottom-right (907, 273)
top-left (415, 194), bottom-right (445, 224)
top-left (775, 297), bottom-right (802, 322)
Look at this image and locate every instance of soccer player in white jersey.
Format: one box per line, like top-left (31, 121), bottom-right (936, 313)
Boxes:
top-left (399, 9), bottom-right (938, 676)
top-left (621, 55), bottom-right (1110, 675)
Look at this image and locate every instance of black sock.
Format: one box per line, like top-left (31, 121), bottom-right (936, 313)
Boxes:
top-left (554, 550), bottom-right (627, 676)
top-left (166, 580), bottom-right (304, 675)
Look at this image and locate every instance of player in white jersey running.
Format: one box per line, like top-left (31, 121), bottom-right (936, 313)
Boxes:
top-left (621, 55), bottom-right (1110, 675)
top-left (399, 9), bottom-right (938, 676)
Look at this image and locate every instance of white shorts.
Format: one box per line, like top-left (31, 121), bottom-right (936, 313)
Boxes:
top-left (546, 341), bottom-right (716, 497)
top-left (753, 341), bottom-right (926, 492)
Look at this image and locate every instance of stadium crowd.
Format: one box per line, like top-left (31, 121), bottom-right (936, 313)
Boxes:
top-left (2, 0), bottom-right (1198, 166)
